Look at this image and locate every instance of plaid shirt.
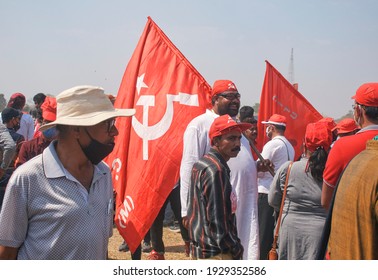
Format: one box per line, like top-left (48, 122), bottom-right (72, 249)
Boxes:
top-left (187, 148), bottom-right (243, 259)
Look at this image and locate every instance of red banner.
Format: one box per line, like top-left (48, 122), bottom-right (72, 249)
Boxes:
top-left (106, 17), bottom-right (211, 252)
top-left (257, 61), bottom-right (323, 159)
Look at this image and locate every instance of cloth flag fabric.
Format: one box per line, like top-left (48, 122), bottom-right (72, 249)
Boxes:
top-left (257, 60), bottom-right (323, 160)
top-left (106, 17), bottom-right (211, 252)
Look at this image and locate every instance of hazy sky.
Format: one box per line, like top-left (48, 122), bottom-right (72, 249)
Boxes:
top-left (1, 0), bottom-right (377, 118)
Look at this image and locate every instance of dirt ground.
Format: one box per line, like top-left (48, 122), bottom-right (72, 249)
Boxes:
top-left (107, 226), bottom-right (190, 260)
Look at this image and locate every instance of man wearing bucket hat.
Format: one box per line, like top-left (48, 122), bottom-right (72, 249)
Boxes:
top-left (321, 83), bottom-right (378, 210)
top-left (0, 85), bottom-right (135, 259)
top-left (258, 113), bottom-right (295, 260)
top-left (187, 114), bottom-right (251, 260)
top-left (180, 80), bottom-right (267, 260)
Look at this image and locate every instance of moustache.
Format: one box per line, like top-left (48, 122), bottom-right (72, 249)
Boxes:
top-left (231, 147), bottom-right (241, 152)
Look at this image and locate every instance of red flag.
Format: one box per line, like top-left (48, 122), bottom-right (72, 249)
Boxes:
top-left (106, 17), bottom-right (211, 252)
top-left (257, 60), bottom-right (323, 159)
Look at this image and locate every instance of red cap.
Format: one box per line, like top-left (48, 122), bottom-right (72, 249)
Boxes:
top-left (209, 114), bottom-right (252, 143)
top-left (352, 83), bottom-right (378, 106)
top-left (7, 92), bottom-right (26, 109)
top-left (332, 118), bottom-right (360, 134)
top-left (211, 80), bottom-right (238, 97)
top-left (317, 117), bottom-right (337, 131)
top-left (261, 114), bottom-right (287, 127)
top-left (40, 96), bottom-right (57, 122)
top-left (305, 122), bottom-right (333, 152)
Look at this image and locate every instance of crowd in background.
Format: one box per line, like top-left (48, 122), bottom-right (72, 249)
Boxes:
top-left (0, 82), bottom-right (376, 260)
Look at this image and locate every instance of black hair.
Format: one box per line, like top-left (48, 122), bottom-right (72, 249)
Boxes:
top-left (308, 147), bottom-right (328, 182)
top-left (363, 105), bottom-right (378, 122)
top-left (273, 124), bottom-right (286, 133)
top-left (239, 106), bottom-right (254, 122)
top-left (33, 93), bottom-right (46, 105)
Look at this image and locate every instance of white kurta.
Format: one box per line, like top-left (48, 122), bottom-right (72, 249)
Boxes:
top-left (180, 109), bottom-right (259, 259)
top-left (180, 109), bottom-right (217, 217)
top-left (228, 136), bottom-right (260, 260)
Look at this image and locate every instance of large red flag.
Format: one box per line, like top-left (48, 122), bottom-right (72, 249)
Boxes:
top-left (106, 17), bottom-right (211, 252)
top-left (257, 60), bottom-right (323, 159)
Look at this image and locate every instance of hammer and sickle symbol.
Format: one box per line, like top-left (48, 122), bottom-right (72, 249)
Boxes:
top-left (132, 93), bottom-right (199, 160)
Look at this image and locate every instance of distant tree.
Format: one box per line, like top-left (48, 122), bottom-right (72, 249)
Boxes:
top-left (252, 102), bottom-right (260, 114)
top-left (0, 94), bottom-right (6, 111)
top-left (336, 110), bottom-right (354, 122)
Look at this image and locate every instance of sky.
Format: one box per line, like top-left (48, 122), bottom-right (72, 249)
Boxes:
top-left (1, 0), bottom-right (377, 119)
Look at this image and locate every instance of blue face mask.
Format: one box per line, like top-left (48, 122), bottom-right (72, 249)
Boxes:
top-left (42, 127), bottom-right (58, 139)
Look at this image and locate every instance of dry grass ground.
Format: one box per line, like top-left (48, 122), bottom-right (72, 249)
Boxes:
top-left (107, 226), bottom-right (190, 260)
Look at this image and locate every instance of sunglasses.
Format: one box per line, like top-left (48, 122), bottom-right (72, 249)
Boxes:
top-left (104, 118), bottom-right (116, 133)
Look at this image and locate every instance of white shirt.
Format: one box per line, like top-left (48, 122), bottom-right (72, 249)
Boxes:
top-left (180, 109), bottom-right (260, 259)
top-left (228, 136), bottom-right (260, 260)
top-left (17, 113), bottom-right (35, 141)
top-left (258, 135), bottom-right (295, 194)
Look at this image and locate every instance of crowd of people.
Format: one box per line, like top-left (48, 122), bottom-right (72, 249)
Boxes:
top-left (0, 81), bottom-right (376, 260)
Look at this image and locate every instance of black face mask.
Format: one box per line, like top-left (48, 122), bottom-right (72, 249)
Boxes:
top-left (13, 123), bottom-right (21, 131)
top-left (79, 129), bottom-right (115, 165)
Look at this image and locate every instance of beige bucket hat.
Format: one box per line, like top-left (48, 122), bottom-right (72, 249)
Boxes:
top-left (40, 85), bottom-right (135, 131)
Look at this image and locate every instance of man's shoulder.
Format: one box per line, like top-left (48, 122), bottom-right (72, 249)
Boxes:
top-left (263, 137), bottom-right (282, 148)
top-left (332, 130), bottom-right (377, 150)
top-left (21, 113), bottom-right (34, 121)
top-left (198, 152), bottom-right (226, 170)
top-left (12, 153), bottom-right (43, 177)
top-left (186, 110), bottom-right (216, 127)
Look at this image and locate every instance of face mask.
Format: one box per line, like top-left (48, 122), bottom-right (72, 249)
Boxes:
top-left (13, 123), bottom-right (21, 131)
top-left (79, 129), bottom-right (115, 165)
top-left (42, 127), bottom-right (59, 139)
top-left (353, 106), bottom-right (362, 127)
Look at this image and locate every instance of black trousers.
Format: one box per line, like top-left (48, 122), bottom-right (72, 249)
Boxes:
top-left (130, 230), bottom-right (150, 260)
top-left (258, 193), bottom-right (275, 260)
top-left (149, 182), bottom-right (189, 253)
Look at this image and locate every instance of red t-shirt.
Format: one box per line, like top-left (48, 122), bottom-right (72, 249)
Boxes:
top-left (323, 127), bottom-right (378, 188)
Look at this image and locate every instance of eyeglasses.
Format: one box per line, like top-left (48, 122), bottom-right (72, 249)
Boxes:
top-left (104, 118), bottom-right (116, 133)
top-left (218, 93), bottom-right (241, 101)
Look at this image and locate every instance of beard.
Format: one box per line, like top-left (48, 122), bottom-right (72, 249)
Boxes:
top-left (217, 102), bottom-right (239, 117)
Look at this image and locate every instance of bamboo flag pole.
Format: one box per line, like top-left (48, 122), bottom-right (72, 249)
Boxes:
top-left (244, 133), bottom-right (275, 177)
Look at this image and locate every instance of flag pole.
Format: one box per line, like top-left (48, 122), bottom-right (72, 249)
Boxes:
top-left (244, 134), bottom-right (275, 177)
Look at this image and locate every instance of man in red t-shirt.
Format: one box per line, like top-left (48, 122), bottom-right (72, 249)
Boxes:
top-left (321, 83), bottom-right (378, 209)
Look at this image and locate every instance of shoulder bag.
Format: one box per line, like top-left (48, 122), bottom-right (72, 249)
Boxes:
top-left (268, 161), bottom-right (293, 260)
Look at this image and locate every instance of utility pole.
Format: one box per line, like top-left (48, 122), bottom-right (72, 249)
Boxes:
top-left (288, 48), bottom-right (298, 90)
top-left (288, 48), bottom-right (294, 83)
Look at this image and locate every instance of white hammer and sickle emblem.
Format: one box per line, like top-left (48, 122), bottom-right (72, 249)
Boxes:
top-left (132, 93), bottom-right (199, 160)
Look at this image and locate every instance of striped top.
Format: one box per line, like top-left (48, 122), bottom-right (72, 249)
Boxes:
top-left (187, 148), bottom-right (243, 259)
